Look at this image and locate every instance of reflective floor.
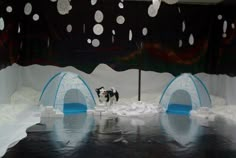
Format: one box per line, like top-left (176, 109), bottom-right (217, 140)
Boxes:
top-left (3, 113), bottom-right (236, 158)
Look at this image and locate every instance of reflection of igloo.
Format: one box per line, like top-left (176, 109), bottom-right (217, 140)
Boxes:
top-left (40, 113), bottom-right (94, 148)
top-left (161, 114), bottom-right (201, 145)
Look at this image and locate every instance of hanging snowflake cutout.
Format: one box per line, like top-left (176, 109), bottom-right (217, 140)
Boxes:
top-left (116, 15), bottom-right (125, 24)
top-left (6, 6), bottom-right (13, 13)
top-left (57, 0), bottom-right (72, 15)
top-left (0, 18), bottom-right (4, 31)
top-left (94, 10), bottom-right (104, 23)
top-left (93, 24), bottom-right (104, 35)
top-left (91, 0), bottom-right (97, 6)
top-left (92, 39), bottom-right (100, 47)
top-left (142, 27), bottom-right (148, 36)
top-left (129, 29), bottom-right (133, 41)
top-left (189, 34), bottom-right (194, 45)
top-left (66, 24), bottom-right (72, 32)
top-left (24, 3), bottom-right (32, 15)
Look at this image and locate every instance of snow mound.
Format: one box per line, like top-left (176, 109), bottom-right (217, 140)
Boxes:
top-left (11, 87), bottom-right (40, 105)
top-left (91, 63), bottom-right (116, 74)
top-left (109, 101), bottom-right (163, 116)
top-left (190, 107), bottom-right (216, 127)
top-left (0, 106), bottom-right (40, 158)
top-left (0, 104), bottom-right (32, 125)
top-left (190, 107), bottom-right (215, 121)
top-left (0, 87), bottom-right (41, 157)
top-left (213, 105), bottom-right (236, 123)
top-left (210, 95), bottom-right (226, 107)
top-left (130, 118), bottom-right (145, 126)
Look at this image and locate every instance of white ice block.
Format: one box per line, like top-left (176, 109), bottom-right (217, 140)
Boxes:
top-left (96, 103), bottom-right (107, 107)
top-left (95, 107), bottom-right (106, 111)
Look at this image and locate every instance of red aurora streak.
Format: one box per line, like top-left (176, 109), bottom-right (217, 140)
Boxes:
top-left (119, 39), bottom-right (209, 65)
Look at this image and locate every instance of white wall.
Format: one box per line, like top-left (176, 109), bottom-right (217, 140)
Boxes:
top-left (196, 73), bottom-right (236, 105)
top-left (0, 64), bottom-right (21, 103)
top-left (19, 65), bottom-right (83, 92)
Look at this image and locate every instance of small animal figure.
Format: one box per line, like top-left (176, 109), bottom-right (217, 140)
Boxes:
top-left (95, 87), bottom-right (119, 106)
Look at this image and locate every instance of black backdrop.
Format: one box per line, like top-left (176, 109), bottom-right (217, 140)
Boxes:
top-left (1, 0), bottom-right (236, 76)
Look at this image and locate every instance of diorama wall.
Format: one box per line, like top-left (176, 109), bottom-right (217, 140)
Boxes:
top-left (1, 64), bottom-right (236, 106)
top-left (1, 1), bottom-right (236, 104)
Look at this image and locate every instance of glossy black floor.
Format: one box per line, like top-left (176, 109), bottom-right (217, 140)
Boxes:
top-left (3, 113), bottom-right (236, 158)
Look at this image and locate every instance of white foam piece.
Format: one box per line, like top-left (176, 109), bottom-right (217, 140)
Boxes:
top-left (213, 105), bottom-right (236, 123)
top-left (94, 102), bottom-right (108, 112)
top-left (93, 110), bottom-right (110, 116)
top-left (190, 107), bottom-right (216, 125)
top-left (108, 100), bottom-right (161, 116)
top-left (54, 111), bottom-right (64, 117)
top-left (208, 114), bottom-right (215, 122)
top-left (45, 106), bottom-right (54, 111)
top-left (94, 108), bottom-right (106, 112)
top-left (96, 102), bottom-right (106, 106)
top-left (40, 106), bottom-right (64, 118)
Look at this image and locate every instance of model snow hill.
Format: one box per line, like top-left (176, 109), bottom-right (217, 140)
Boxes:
top-left (38, 71), bottom-right (96, 117)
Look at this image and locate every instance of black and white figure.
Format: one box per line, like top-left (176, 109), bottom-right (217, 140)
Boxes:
top-left (95, 87), bottom-right (107, 103)
top-left (95, 87), bottom-right (119, 106)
